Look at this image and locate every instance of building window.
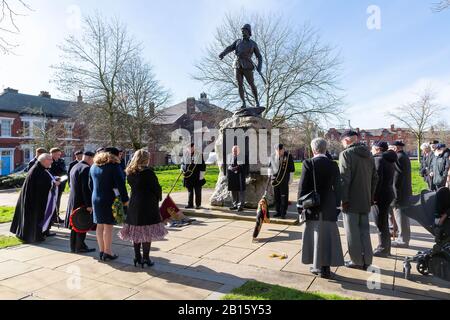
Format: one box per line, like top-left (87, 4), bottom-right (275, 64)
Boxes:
top-left (22, 121), bottom-right (31, 137)
top-left (23, 147), bottom-right (33, 164)
top-left (64, 147), bottom-right (74, 165)
top-left (33, 121), bottom-right (44, 136)
top-left (64, 123), bottom-right (74, 139)
top-left (0, 119), bottom-right (12, 137)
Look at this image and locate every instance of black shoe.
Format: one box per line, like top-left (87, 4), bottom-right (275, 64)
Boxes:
top-left (345, 261), bottom-right (365, 270)
top-left (134, 257), bottom-right (144, 268)
top-left (373, 249), bottom-right (390, 258)
top-left (45, 232), bottom-right (57, 237)
top-left (310, 268), bottom-right (320, 276)
top-left (320, 267), bottom-right (331, 279)
top-left (273, 213), bottom-right (282, 218)
top-left (237, 207), bottom-right (244, 212)
top-left (195, 206), bottom-right (203, 210)
top-left (99, 252), bottom-right (104, 261)
top-left (230, 206), bottom-right (238, 211)
top-left (142, 259), bottom-right (154, 267)
top-left (76, 248), bottom-right (96, 254)
top-left (185, 205), bottom-right (194, 209)
top-left (102, 253), bottom-right (119, 262)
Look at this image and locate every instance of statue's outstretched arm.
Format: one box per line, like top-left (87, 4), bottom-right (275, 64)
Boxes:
top-left (219, 40), bottom-right (237, 59)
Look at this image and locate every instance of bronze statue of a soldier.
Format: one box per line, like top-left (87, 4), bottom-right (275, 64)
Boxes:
top-left (219, 24), bottom-right (265, 115)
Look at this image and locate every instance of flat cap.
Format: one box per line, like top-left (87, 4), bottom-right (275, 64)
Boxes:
top-left (340, 130), bottom-right (359, 140)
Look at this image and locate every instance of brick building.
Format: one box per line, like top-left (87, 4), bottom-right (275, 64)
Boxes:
top-left (151, 93), bottom-right (232, 165)
top-left (325, 125), bottom-right (418, 157)
top-left (0, 88), bottom-right (86, 176)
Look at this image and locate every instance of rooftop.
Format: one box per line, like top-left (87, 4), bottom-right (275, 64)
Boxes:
top-left (0, 88), bottom-right (77, 118)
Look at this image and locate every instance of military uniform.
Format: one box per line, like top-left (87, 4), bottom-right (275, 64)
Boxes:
top-left (270, 151), bottom-right (295, 218)
top-left (182, 152), bottom-right (206, 208)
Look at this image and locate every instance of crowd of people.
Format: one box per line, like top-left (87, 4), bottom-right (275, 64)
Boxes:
top-left (10, 147), bottom-right (166, 267)
top-left (8, 134), bottom-right (450, 278)
top-left (297, 132), bottom-right (450, 278)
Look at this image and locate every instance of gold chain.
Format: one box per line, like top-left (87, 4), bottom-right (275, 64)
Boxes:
top-left (272, 152), bottom-right (290, 188)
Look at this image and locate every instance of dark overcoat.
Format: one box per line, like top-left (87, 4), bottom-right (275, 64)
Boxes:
top-left (297, 156), bottom-right (341, 222)
top-left (393, 151), bottom-right (413, 207)
top-left (64, 161), bottom-right (92, 228)
top-left (182, 152), bottom-right (206, 189)
top-left (373, 150), bottom-right (397, 207)
top-left (125, 168), bottom-right (163, 226)
top-left (227, 154), bottom-right (249, 192)
top-left (10, 163), bottom-right (54, 243)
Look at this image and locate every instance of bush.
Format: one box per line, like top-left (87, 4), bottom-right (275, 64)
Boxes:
top-left (0, 174), bottom-right (26, 190)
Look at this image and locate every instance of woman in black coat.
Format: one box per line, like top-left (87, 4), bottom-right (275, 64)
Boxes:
top-left (119, 149), bottom-right (168, 268)
top-left (297, 138), bottom-right (344, 279)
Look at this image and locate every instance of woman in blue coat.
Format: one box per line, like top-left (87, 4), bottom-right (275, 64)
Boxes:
top-left (90, 148), bottom-right (129, 261)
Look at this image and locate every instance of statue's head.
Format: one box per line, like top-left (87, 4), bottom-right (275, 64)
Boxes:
top-left (241, 24), bottom-right (252, 39)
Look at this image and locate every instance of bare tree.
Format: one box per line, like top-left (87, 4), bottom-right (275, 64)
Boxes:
top-left (52, 14), bottom-right (140, 146)
top-left (194, 11), bottom-right (344, 127)
top-left (388, 90), bottom-right (443, 161)
top-left (116, 56), bottom-right (171, 150)
top-left (432, 0), bottom-right (450, 12)
top-left (0, 0), bottom-right (32, 54)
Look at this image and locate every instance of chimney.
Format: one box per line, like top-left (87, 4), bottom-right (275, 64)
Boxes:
top-left (390, 124), bottom-right (395, 132)
top-left (77, 90), bottom-right (83, 104)
top-left (186, 97), bottom-right (196, 118)
top-left (3, 87), bottom-right (19, 94)
top-left (149, 102), bottom-right (155, 117)
top-left (39, 91), bottom-right (51, 98)
top-left (199, 92), bottom-right (209, 104)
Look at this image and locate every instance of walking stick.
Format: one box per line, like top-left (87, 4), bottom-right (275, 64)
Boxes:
top-left (167, 171), bottom-right (183, 199)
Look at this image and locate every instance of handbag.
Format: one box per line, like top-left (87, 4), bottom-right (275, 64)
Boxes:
top-left (298, 159), bottom-right (321, 210)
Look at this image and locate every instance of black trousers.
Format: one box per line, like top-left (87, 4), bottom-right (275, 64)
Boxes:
top-left (188, 185), bottom-right (202, 207)
top-left (274, 183), bottom-right (289, 216)
top-left (373, 200), bottom-right (392, 254)
top-left (70, 230), bottom-right (88, 252)
top-left (235, 68), bottom-right (259, 107)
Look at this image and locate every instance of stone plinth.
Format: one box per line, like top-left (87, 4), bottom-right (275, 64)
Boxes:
top-left (210, 115), bottom-right (275, 209)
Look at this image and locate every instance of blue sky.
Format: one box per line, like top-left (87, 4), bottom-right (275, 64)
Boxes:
top-left (1, 0), bottom-right (449, 129)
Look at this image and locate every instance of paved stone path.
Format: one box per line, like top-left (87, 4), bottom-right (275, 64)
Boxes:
top-left (1, 190), bottom-right (449, 300)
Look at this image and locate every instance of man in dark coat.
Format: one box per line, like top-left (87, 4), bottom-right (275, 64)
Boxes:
top-left (371, 141), bottom-right (397, 257)
top-left (270, 144), bottom-right (295, 219)
top-left (430, 144), bottom-right (450, 191)
top-left (65, 151), bottom-right (96, 254)
top-left (67, 150), bottom-right (83, 185)
top-left (227, 145), bottom-right (249, 212)
top-left (420, 143), bottom-right (434, 190)
top-left (339, 130), bottom-right (378, 270)
top-left (48, 148), bottom-right (68, 233)
top-left (182, 144), bottom-right (207, 209)
top-left (10, 154), bottom-right (60, 243)
top-left (25, 147), bottom-right (47, 173)
top-left (390, 141), bottom-right (413, 248)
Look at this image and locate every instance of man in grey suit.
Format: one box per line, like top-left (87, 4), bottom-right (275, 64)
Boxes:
top-left (339, 130), bottom-right (378, 270)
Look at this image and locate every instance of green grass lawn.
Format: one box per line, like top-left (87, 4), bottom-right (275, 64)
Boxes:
top-left (155, 166), bottom-right (220, 194)
top-left (411, 161), bottom-right (428, 195)
top-left (222, 281), bottom-right (351, 300)
top-left (0, 236), bottom-right (23, 249)
top-left (0, 207), bottom-right (15, 224)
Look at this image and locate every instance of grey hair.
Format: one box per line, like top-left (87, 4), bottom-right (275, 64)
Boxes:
top-left (38, 153), bottom-right (52, 163)
top-left (311, 138), bottom-right (328, 154)
top-left (421, 143), bottom-right (431, 151)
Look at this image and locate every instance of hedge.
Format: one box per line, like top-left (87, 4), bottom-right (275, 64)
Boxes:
top-left (0, 174), bottom-right (26, 190)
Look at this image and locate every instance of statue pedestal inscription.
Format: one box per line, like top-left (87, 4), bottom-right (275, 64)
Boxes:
top-left (210, 114), bottom-right (275, 209)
